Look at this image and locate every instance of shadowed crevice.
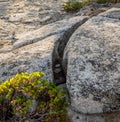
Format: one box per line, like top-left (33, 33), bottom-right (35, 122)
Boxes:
top-left (52, 17), bottom-right (88, 86)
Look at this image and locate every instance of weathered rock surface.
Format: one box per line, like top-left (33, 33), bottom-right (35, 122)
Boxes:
top-left (1, 0), bottom-right (120, 121)
top-left (0, 16), bottom-right (88, 82)
top-left (63, 8), bottom-right (120, 121)
top-left (0, 0), bottom-right (70, 42)
top-left (67, 107), bottom-right (120, 122)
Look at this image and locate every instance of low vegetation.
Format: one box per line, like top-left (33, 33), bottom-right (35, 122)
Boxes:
top-left (63, 0), bottom-right (120, 12)
top-left (97, 0), bottom-right (120, 3)
top-left (63, 1), bottom-right (85, 12)
top-left (0, 72), bottom-right (68, 122)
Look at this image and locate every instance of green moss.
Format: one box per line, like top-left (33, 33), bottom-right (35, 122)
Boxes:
top-left (0, 72), bottom-right (68, 121)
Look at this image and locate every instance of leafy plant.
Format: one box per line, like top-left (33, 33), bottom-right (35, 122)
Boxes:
top-left (63, 1), bottom-right (85, 12)
top-left (0, 72), bottom-right (68, 121)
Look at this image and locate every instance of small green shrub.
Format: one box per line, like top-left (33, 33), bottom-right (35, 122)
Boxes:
top-left (63, 1), bottom-right (85, 12)
top-left (97, 0), bottom-right (120, 3)
top-left (0, 72), bottom-right (68, 121)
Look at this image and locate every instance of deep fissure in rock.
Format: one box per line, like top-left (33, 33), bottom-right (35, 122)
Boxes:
top-left (52, 18), bottom-right (88, 86)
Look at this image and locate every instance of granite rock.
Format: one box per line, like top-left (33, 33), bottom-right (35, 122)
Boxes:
top-left (0, 16), bottom-right (88, 82)
top-left (63, 8), bottom-right (120, 115)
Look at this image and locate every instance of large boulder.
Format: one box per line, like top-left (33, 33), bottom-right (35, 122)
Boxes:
top-left (63, 7), bottom-right (120, 119)
top-left (0, 16), bottom-right (88, 82)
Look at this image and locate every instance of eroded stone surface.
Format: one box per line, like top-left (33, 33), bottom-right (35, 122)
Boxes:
top-left (67, 107), bottom-right (120, 122)
top-left (63, 8), bottom-right (120, 114)
top-left (0, 16), bottom-right (88, 82)
top-left (0, 0), bottom-right (120, 121)
top-left (0, 0), bottom-right (72, 46)
top-left (99, 7), bottom-right (120, 19)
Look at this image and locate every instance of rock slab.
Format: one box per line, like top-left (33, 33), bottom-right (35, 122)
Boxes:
top-left (0, 16), bottom-right (88, 82)
top-left (63, 8), bottom-right (120, 120)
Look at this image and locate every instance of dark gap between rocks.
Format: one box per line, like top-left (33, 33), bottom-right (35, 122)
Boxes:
top-left (52, 18), bottom-right (88, 87)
